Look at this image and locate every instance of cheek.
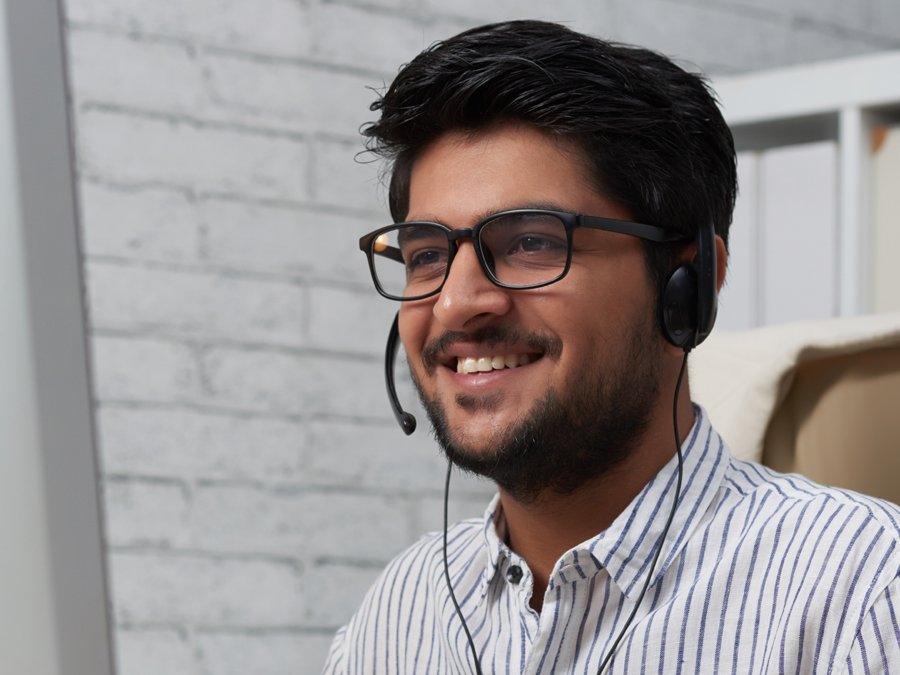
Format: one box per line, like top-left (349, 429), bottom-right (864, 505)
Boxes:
top-left (398, 302), bottom-right (434, 362)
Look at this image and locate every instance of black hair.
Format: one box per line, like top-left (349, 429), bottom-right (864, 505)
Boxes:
top-left (363, 19), bottom-right (737, 295)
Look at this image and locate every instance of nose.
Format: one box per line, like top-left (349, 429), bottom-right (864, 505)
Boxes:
top-left (432, 240), bottom-right (513, 331)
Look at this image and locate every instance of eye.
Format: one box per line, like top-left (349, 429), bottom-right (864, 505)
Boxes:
top-left (509, 235), bottom-right (564, 254)
top-left (409, 248), bottom-right (446, 269)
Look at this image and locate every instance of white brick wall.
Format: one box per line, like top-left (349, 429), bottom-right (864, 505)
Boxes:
top-left (61, 0), bottom-right (900, 673)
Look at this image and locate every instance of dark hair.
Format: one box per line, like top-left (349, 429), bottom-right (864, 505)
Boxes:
top-left (363, 20), bottom-right (737, 294)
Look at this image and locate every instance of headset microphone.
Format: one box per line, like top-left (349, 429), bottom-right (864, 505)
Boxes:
top-left (385, 312), bottom-right (417, 435)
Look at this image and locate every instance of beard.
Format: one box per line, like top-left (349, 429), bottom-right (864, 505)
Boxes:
top-left (412, 310), bottom-right (663, 504)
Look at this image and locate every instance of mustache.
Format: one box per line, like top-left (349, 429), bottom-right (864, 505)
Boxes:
top-left (421, 325), bottom-right (562, 375)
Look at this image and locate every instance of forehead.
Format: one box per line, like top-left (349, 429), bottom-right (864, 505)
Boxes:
top-left (406, 124), bottom-right (622, 225)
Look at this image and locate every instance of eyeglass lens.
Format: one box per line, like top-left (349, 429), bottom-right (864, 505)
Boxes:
top-left (370, 212), bottom-right (569, 298)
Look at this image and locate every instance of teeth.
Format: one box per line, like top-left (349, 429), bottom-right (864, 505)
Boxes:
top-left (455, 354), bottom-right (535, 373)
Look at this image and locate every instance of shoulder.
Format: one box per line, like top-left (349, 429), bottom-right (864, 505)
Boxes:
top-left (715, 458), bottom-right (900, 609)
top-left (358, 515), bottom-right (486, 618)
top-left (721, 457), bottom-right (900, 541)
top-left (708, 459), bottom-right (900, 664)
top-left (321, 516), bottom-right (487, 674)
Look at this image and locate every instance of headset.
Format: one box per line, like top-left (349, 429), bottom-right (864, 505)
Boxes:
top-left (382, 217), bottom-right (717, 674)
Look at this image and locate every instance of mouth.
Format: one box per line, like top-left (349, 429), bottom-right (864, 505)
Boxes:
top-left (442, 351), bottom-right (542, 374)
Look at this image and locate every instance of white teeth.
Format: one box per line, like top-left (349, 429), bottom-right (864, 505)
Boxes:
top-left (455, 354), bottom-right (537, 373)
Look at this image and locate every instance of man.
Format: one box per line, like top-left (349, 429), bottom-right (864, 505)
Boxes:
top-left (323, 20), bottom-right (900, 674)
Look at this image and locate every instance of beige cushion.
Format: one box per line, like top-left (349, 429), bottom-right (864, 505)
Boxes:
top-left (690, 312), bottom-right (900, 501)
top-left (763, 346), bottom-right (900, 503)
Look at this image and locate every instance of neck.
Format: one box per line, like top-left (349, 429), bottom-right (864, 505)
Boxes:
top-left (499, 368), bottom-right (694, 612)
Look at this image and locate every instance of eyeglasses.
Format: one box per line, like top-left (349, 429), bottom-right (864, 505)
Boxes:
top-left (359, 209), bottom-right (686, 301)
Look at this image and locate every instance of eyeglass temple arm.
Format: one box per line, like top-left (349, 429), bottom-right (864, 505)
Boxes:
top-left (360, 234), bottom-right (405, 264)
top-left (375, 246), bottom-right (404, 263)
top-left (579, 216), bottom-right (687, 243)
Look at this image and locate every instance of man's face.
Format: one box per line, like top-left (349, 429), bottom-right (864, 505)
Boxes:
top-left (399, 124), bottom-right (665, 499)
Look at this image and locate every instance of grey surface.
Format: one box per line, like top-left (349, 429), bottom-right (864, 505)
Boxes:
top-left (59, 1), bottom-right (900, 673)
top-left (0, 0), bottom-right (114, 673)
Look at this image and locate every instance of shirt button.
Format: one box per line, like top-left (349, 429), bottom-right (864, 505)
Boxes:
top-left (506, 565), bottom-right (523, 584)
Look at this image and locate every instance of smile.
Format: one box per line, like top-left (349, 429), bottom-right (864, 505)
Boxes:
top-left (455, 354), bottom-right (537, 373)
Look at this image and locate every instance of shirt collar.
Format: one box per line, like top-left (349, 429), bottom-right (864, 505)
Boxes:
top-left (586, 405), bottom-right (728, 600)
top-left (478, 405), bottom-right (729, 602)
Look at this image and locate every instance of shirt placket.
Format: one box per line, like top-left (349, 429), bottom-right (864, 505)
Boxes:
top-left (519, 553), bottom-right (594, 675)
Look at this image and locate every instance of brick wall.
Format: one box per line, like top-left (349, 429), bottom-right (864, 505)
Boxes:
top-left (61, 1), bottom-right (900, 673)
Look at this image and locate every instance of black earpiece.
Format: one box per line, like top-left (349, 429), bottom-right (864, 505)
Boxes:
top-left (659, 218), bottom-right (717, 350)
top-left (385, 312), bottom-right (417, 435)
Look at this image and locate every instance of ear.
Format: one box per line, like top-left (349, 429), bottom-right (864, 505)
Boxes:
top-left (713, 235), bottom-right (727, 294)
top-left (685, 235), bottom-right (727, 293)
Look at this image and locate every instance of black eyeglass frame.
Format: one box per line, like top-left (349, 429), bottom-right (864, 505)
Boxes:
top-left (358, 209), bottom-right (688, 301)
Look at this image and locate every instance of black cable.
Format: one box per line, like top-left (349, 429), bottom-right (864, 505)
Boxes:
top-left (444, 460), bottom-right (484, 675)
top-left (596, 349), bottom-right (689, 674)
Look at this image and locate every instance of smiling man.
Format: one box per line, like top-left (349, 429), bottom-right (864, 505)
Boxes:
top-left (322, 21), bottom-right (900, 675)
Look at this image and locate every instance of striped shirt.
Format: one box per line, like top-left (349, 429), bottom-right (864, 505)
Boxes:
top-left (322, 407), bottom-right (900, 674)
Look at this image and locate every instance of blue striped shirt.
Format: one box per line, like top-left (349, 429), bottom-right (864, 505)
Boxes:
top-left (322, 407), bottom-right (900, 674)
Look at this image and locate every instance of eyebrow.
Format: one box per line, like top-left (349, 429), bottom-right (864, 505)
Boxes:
top-left (405, 201), bottom-right (574, 226)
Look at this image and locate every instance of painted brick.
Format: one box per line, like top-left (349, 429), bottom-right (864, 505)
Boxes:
top-left (78, 183), bottom-right (199, 263)
top-left (197, 631), bottom-right (334, 675)
top-left (305, 560), bottom-right (384, 626)
top-left (704, 0), bottom-right (788, 20)
top-left (870, 0), bottom-right (900, 37)
top-left (327, 0), bottom-right (413, 13)
top-left (306, 286), bottom-right (395, 354)
top-left (91, 336), bottom-right (199, 403)
top-left (306, 420), bottom-right (447, 491)
top-left (785, 24), bottom-right (884, 66)
top-left (189, 485), bottom-right (411, 560)
top-left (104, 478), bottom-right (191, 548)
top-left (312, 4), bottom-right (426, 74)
top-left (199, 348), bottom-right (387, 418)
top-left (66, 26), bottom-right (379, 138)
top-left (86, 262), bottom-right (304, 346)
top-left (114, 627), bottom-right (197, 675)
top-left (419, 0), bottom-right (615, 31)
top-left (613, 0), bottom-right (794, 73)
top-left (200, 198), bottom-right (380, 281)
top-left (109, 552), bottom-right (304, 625)
top-left (64, 0), bottom-right (313, 58)
top-left (76, 108), bottom-right (309, 202)
top-left (98, 407), bottom-right (305, 481)
top-left (204, 52), bottom-right (379, 137)
top-left (411, 486), bottom-right (496, 538)
top-left (312, 137), bottom-right (383, 211)
top-left (788, 0), bottom-right (874, 33)
top-left (67, 28), bottom-right (207, 115)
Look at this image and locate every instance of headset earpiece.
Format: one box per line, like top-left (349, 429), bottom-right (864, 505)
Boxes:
top-left (659, 219), bottom-right (717, 350)
top-left (660, 264), bottom-right (699, 349)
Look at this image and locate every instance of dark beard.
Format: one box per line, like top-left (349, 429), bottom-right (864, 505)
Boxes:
top-left (413, 313), bottom-right (662, 504)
